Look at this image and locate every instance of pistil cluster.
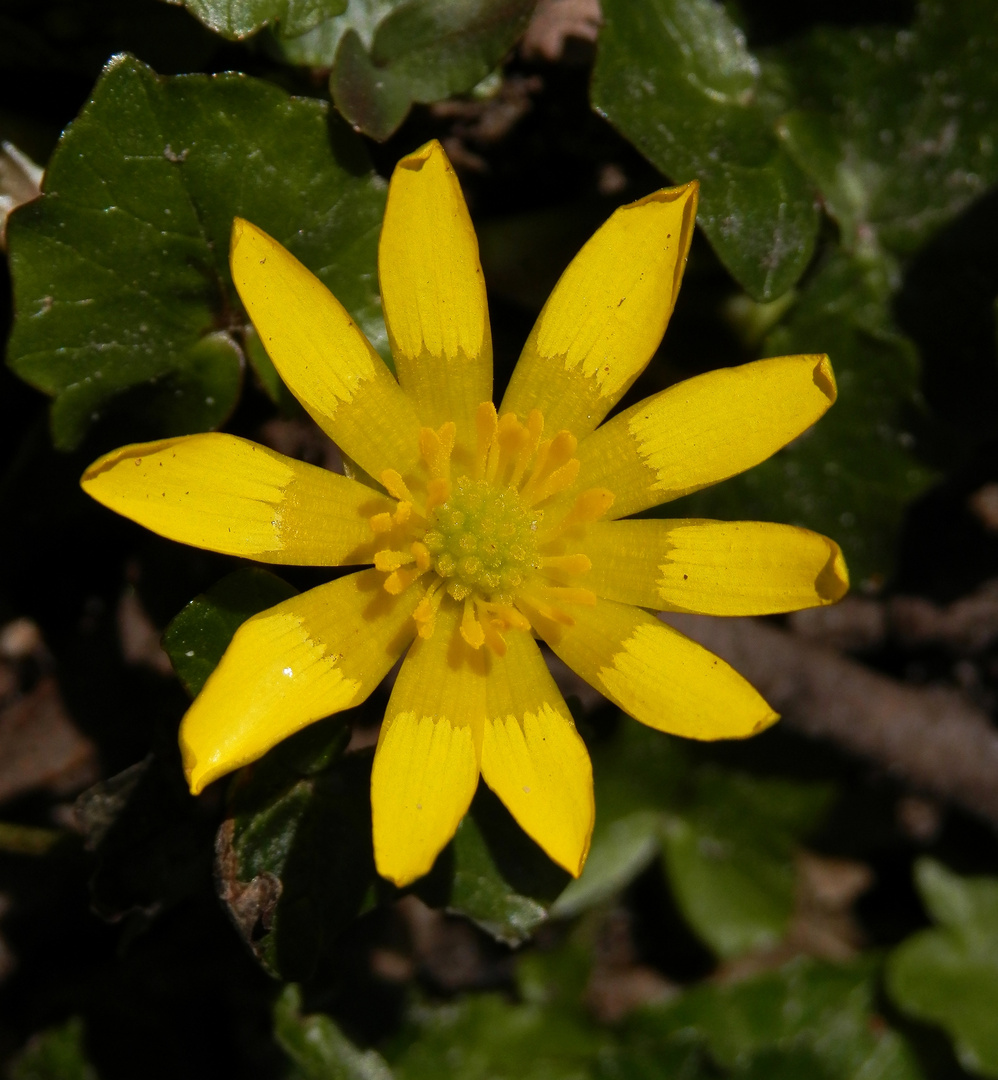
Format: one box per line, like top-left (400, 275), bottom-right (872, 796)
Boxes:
top-left (369, 401), bottom-right (615, 655)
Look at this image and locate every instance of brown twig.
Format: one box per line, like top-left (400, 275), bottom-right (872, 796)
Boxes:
top-left (662, 613), bottom-right (998, 827)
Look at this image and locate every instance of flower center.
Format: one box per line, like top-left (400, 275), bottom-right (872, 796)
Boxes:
top-left (368, 401), bottom-right (615, 655)
top-left (423, 478), bottom-right (537, 603)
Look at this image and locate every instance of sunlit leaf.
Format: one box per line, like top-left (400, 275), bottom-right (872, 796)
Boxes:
top-left (272, 0), bottom-right (536, 140)
top-left (592, 0), bottom-right (819, 301)
top-left (7, 53), bottom-right (387, 449)
top-left (161, 0), bottom-right (347, 40)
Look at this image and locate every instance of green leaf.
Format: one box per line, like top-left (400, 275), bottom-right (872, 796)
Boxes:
top-left (161, 0), bottom-right (347, 40)
top-left (674, 249), bottom-right (938, 588)
top-left (7, 53), bottom-right (387, 449)
top-left (887, 859), bottom-right (998, 1078)
top-left (275, 984), bottom-right (396, 1080)
top-left (162, 567), bottom-right (298, 697)
top-left (321, 0), bottom-right (536, 140)
top-left (629, 957), bottom-right (925, 1080)
top-left (9, 1018), bottom-right (100, 1080)
top-left (443, 787), bottom-right (570, 945)
top-left (660, 769), bottom-right (829, 959)
top-left (592, 0), bottom-right (819, 301)
top-left (390, 991), bottom-right (610, 1080)
top-left (552, 722), bottom-right (829, 959)
top-left (778, 0), bottom-right (998, 260)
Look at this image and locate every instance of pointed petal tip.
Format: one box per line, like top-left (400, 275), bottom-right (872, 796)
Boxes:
top-left (754, 708), bottom-right (781, 736)
top-left (397, 138), bottom-right (448, 173)
top-left (375, 851), bottom-right (435, 889)
top-left (818, 540), bottom-right (850, 603)
top-left (629, 177), bottom-right (699, 212)
top-left (813, 354), bottom-right (837, 403)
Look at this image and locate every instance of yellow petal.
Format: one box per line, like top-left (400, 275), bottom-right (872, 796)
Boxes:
top-left (230, 218), bottom-right (422, 481)
top-left (500, 183), bottom-right (698, 438)
top-left (371, 598), bottom-right (485, 886)
top-left (582, 519), bottom-right (849, 615)
top-left (379, 140), bottom-right (492, 449)
top-left (574, 355), bottom-right (837, 519)
top-left (532, 597), bottom-right (777, 740)
top-left (481, 630), bottom-right (594, 876)
top-left (81, 433), bottom-right (389, 565)
top-left (181, 569), bottom-right (419, 794)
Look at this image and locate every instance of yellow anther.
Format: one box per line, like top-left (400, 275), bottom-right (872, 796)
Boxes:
top-left (426, 477), bottom-right (451, 509)
top-left (384, 564), bottom-right (426, 595)
top-left (460, 597), bottom-right (486, 650)
top-left (526, 458), bottom-right (581, 506)
top-left (546, 585), bottom-right (597, 607)
top-left (381, 469), bottom-right (413, 502)
top-left (394, 501), bottom-right (412, 526)
top-left (479, 601), bottom-right (531, 632)
top-left (413, 580), bottom-right (445, 638)
top-left (411, 541), bottom-right (431, 572)
top-left (375, 549), bottom-right (413, 572)
top-left (540, 553), bottom-right (593, 579)
top-left (419, 422), bottom-right (456, 479)
top-left (547, 488), bottom-right (616, 536)
top-left (369, 511), bottom-right (394, 534)
top-left (474, 401), bottom-right (498, 481)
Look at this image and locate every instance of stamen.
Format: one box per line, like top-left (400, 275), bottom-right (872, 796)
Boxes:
top-left (375, 549), bottom-right (413, 572)
top-left (381, 469), bottom-right (413, 502)
top-left (413, 580), bottom-right (445, 638)
top-left (540, 553), bottom-right (592, 581)
top-left (426, 477), bottom-right (451, 509)
top-left (508, 410), bottom-right (544, 489)
top-left (384, 564), bottom-right (428, 595)
top-left (460, 597), bottom-right (486, 649)
top-left (411, 541), bottom-right (431, 572)
top-left (545, 488), bottom-right (616, 537)
top-left (475, 402), bottom-right (498, 482)
top-left (479, 601), bottom-right (531, 632)
top-left (419, 422), bottom-right (456, 479)
top-left (526, 458), bottom-right (580, 506)
top-left (520, 430), bottom-right (579, 505)
top-left (369, 511), bottom-right (394, 534)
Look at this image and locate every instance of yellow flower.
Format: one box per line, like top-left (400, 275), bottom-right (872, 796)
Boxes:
top-left (81, 141), bottom-right (847, 887)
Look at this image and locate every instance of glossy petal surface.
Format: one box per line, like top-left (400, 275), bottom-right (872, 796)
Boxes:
top-left (530, 596), bottom-right (777, 740)
top-left (583, 519), bottom-right (848, 615)
top-left (380, 140), bottom-right (491, 445)
top-left (181, 569), bottom-right (419, 794)
top-left (371, 600), bottom-right (485, 886)
top-left (502, 183), bottom-right (698, 438)
top-left (230, 217), bottom-right (422, 480)
top-left (81, 433), bottom-right (387, 565)
top-left (482, 630), bottom-right (594, 876)
top-left (574, 354), bottom-right (837, 518)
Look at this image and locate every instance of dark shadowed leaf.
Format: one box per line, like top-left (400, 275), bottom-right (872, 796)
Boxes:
top-left (7, 54), bottom-right (387, 449)
top-left (592, 0), bottom-right (819, 301)
top-left (887, 860), bottom-right (998, 1078)
top-left (674, 249), bottom-right (937, 588)
top-left (778, 0), bottom-right (998, 260)
top-left (219, 737), bottom-right (372, 981)
top-left (9, 1018), bottom-right (100, 1080)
